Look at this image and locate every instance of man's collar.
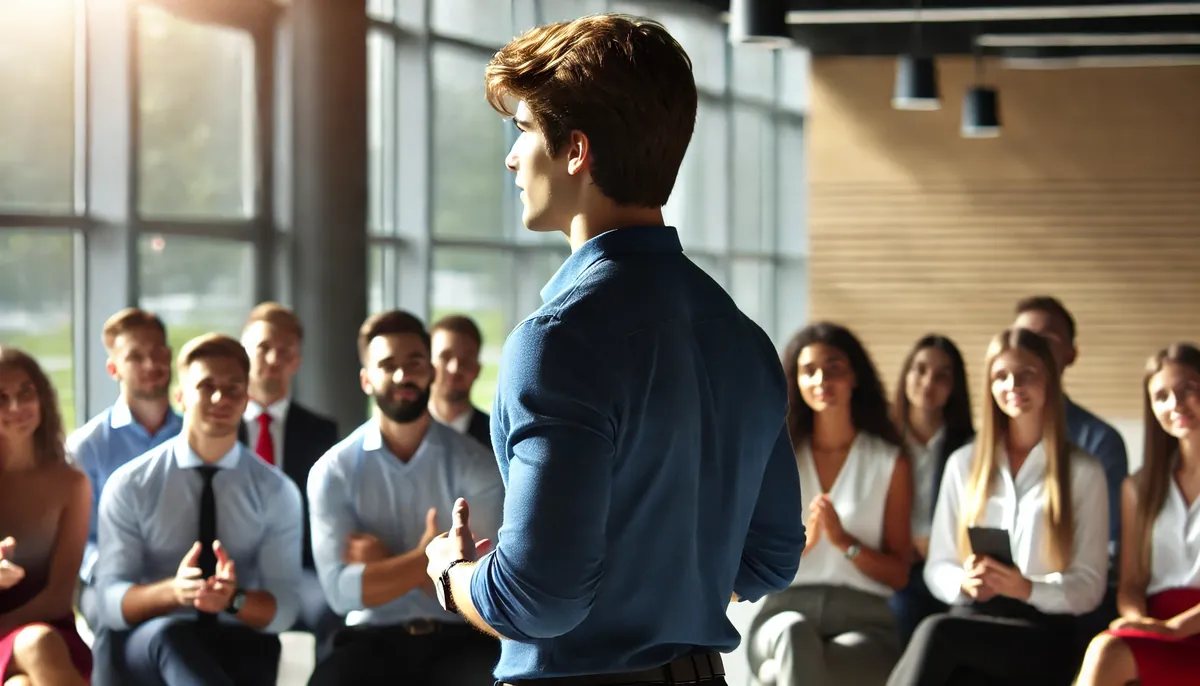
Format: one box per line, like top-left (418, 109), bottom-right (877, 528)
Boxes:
top-left (363, 416), bottom-right (446, 461)
top-left (171, 435), bottom-right (241, 470)
top-left (540, 225), bottom-right (682, 303)
top-left (110, 398), bottom-right (181, 433)
top-left (245, 396), bottom-right (291, 424)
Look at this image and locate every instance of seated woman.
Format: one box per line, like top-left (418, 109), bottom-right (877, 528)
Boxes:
top-left (748, 322), bottom-right (912, 686)
top-left (886, 328), bottom-right (1109, 686)
top-left (0, 347), bottom-right (92, 686)
top-left (888, 335), bottom-right (975, 645)
top-left (1075, 343), bottom-right (1200, 686)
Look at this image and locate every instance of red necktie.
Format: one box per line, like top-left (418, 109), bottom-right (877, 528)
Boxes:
top-left (255, 412), bottom-right (276, 466)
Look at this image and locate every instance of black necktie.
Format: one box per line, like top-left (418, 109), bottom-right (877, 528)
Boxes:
top-left (197, 466), bottom-right (218, 625)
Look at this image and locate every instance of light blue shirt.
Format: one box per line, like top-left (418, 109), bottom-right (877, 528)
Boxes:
top-left (68, 401), bottom-right (183, 583)
top-left (94, 436), bottom-right (304, 634)
top-left (307, 419), bottom-right (504, 626)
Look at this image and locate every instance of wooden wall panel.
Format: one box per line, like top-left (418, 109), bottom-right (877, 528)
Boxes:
top-left (807, 57), bottom-right (1200, 420)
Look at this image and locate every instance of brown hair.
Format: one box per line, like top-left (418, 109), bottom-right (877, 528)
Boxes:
top-left (0, 347), bottom-right (67, 466)
top-left (1133, 342), bottom-right (1200, 586)
top-left (176, 334), bottom-right (251, 381)
top-left (959, 328), bottom-right (1074, 570)
top-left (102, 308), bottom-right (167, 351)
top-left (358, 311), bottom-right (430, 364)
top-left (244, 301), bottom-right (304, 342)
top-left (1015, 295), bottom-right (1077, 343)
top-left (485, 13), bottom-right (697, 207)
top-left (430, 314), bottom-right (482, 349)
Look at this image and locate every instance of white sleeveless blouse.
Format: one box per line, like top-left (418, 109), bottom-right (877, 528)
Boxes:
top-left (790, 432), bottom-right (900, 598)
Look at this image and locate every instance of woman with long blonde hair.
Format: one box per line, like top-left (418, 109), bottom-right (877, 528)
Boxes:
top-left (1075, 343), bottom-right (1200, 686)
top-left (0, 347), bottom-right (92, 685)
top-left (886, 328), bottom-right (1109, 685)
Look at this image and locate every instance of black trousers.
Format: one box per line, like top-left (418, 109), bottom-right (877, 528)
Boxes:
top-left (307, 621), bottom-right (500, 686)
top-left (888, 561), bottom-right (948, 647)
top-left (119, 616), bottom-right (281, 686)
top-left (886, 597), bottom-right (1083, 686)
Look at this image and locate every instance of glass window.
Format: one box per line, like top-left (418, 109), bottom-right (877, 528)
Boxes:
top-left (0, 230), bottom-right (76, 428)
top-left (368, 31), bottom-right (397, 235)
top-left (431, 248), bottom-right (516, 409)
top-left (730, 46), bottom-right (776, 103)
top-left (431, 45), bottom-right (510, 240)
top-left (138, 6), bottom-right (256, 220)
top-left (666, 101), bottom-right (728, 253)
top-left (0, 1), bottom-right (75, 214)
top-left (780, 48), bottom-right (811, 115)
top-left (774, 259), bottom-right (808, 345)
top-left (731, 258), bottom-right (775, 331)
top-left (732, 105), bottom-right (773, 253)
top-left (138, 236), bottom-right (257, 356)
top-left (538, 0), bottom-right (608, 24)
top-left (368, 243), bottom-right (398, 313)
top-left (431, 0), bottom-right (514, 46)
top-left (777, 117), bottom-right (807, 258)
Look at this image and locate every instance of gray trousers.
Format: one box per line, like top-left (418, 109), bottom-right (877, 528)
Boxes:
top-left (747, 584), bottom-right (900, 686)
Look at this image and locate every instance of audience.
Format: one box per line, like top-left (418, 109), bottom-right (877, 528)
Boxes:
top-left (428, 314), bottom-right (491, 449)
top-left (887, 328), bottom-right (1109, 686)
top-left (888, 335), bottom-right (975, 644)
top-left (93, 334), bottom-right (303, 684)
top-left (67, 308), bottom-right (181, 636)
top-left (1076, 343), bottom-right (1200, 686)
top-left (748, 323), bottom-right (912, 686)
top-left (305, 311), bottom-right (503, 685)
top-left (238, 302), bottom-right (341, 660)
top-left (0, 347), bottom-right (92, 686)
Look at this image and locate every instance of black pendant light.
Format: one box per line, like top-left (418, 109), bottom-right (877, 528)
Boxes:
top-left (729, 0), bottom-right (792, 49)
top-left (892, 0), bottom-right (940, 110)
top-left (962, 44), bottom-right (1001, 138)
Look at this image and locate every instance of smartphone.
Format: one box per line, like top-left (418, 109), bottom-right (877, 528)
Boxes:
top-left (967, 526), bottom-right (1015, 567)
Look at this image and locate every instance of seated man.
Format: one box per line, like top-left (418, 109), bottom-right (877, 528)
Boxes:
top-left (93, 334), bottom-right (304, 685)
top-left (307, 311), bottom-right (504, 685)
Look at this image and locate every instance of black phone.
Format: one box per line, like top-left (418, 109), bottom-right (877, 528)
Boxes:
top-left (967, 526), bottom-right (1015, 567)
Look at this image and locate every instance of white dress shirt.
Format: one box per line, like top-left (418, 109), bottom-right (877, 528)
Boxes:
top-left (442, 407), bottom-right (473, 435)
top-left (1145, 461), bottom-right (1200, 596)
top-left (924, 441), bottom-right (1109, 615)
top-left (244, 397), bottom-right (290, 469)
top-left (791, 432), bottom-right (901, 597)
top-left (907, 427), bottom-right (945, 540)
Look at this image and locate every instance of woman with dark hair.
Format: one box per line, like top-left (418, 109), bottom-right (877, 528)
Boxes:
top-left (748, 322), bottom-right (912, 686)
top-left (0, 347), bottom-right (92, 685)
top-left (887, 329), bottom-right (1108, 686)
top-left (1075, 343), bottom-right (1200, 686)
top-left (888, 335), bottom-right (975, 644)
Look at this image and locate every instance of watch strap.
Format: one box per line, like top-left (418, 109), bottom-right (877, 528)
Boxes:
top-left (224, 588), bottom-right (247, 616)
top-left (439, 559), bottom-right (470, 613)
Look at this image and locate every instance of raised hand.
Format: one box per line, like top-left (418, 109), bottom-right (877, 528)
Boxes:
top-left (194, 540), bottom-right (237, 614)
top-left (172, 541), bottom-right (206, 607)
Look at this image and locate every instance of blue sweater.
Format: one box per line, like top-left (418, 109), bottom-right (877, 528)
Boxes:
top-left (469, 226), bottom-right (805, 681)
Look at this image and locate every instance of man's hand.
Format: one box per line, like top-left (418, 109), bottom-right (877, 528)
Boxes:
top-left (194, 540), bottom-right (237, 614)
top-left (425, 498), bottom-right (492, 586)
top-left (0, 537), bottom-right (25, 591)
top-left (173, 541), bottom-right (206, 607)
top-left (345, 532), bottom-right (391, 565)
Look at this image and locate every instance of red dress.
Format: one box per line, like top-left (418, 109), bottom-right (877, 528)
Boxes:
top-left (1108, 587), bottom-right (1200, 686)
top-left (0, 569), bottom-right (92, 681)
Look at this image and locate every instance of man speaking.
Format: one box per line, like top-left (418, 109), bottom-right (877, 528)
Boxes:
top-left (424, 13), bottom-right (805, 686)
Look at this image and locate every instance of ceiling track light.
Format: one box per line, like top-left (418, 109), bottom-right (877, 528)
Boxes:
top-left (729, 0), bottom-right (792, 49)
top-left (892, 0), bottom-right (941, 110)
top-left (962, 45), bottom-right (1001, 138)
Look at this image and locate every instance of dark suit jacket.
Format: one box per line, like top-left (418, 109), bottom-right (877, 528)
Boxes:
top-left (467, 406), bottom-right (492, 453)
top-left (239, 401), bottom-right (339, 570)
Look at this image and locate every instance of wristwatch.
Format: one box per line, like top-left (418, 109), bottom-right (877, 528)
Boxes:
top-left (435, 559), bottom-right (470, 614)
top-left (225, 588), bottom-right (247, 616)
top-left (844, 543), bottom-right (862, 560)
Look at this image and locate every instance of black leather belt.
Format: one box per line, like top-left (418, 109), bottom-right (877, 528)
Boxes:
top-left (506, 653), bottom-right (724, 686)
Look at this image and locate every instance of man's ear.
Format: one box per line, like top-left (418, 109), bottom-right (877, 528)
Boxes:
top-left (1064, 343), bottom-right (1078, 369)
top-left (565, 130), bottom-right (590, 176)
top-left (360, 368), bottom-right (373, 396)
